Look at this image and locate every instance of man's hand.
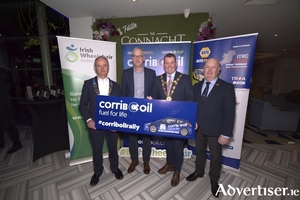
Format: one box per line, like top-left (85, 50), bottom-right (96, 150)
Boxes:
top-left (147, 96), bottom-right (153, 100)
top-left (87, 119), bottom-right (96, 130)
top-left (218, 135), bottom-right (229, 145)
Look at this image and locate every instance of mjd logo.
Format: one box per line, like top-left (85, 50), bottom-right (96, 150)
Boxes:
top-left (65, 44), bottom-right (79, 63)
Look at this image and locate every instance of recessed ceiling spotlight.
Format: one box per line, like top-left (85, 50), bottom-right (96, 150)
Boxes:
top-left (283, 49), bottom-right (286, 51)
top-left (132, 0), bottom-right (137, 2)
top-left (275, 34), bottom-right (278, 37)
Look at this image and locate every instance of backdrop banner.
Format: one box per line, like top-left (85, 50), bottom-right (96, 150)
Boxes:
top-left (57, 36), bottom-right (117, 165)
top-left (121, 42), bottom-right (191, 151)
top-left (122, 42), bottom-right (191, 75)
top-left (95, 96), bottom-right (197, 139)
top-left (189, 33), bottom-right (258, 169)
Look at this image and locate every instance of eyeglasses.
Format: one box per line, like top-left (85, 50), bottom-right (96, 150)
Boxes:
top-left (132, 55), bottom-right (144, 59)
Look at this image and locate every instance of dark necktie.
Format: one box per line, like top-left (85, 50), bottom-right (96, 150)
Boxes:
top-left (202, 82), bottom-right (211, 97)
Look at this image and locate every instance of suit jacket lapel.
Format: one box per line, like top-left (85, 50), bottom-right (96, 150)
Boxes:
top-left (144, 68), bottom-right (148, 92)
top-left (208, 78), bottom-right (221, 97)
top-left (171, 71), bottom-right (181, 93)
top-left (93, 76), bottom-right (100, 95)
top-left (198, 80), bottom-right (204, 99)
top-left (129, 68), bottom-right (134, 93)
top-left (174, 71), bottom-right (180, 80)
top-left (108, 78), bottom-right (113, 95)
top-left (162, 73), bottom-right (168, 92)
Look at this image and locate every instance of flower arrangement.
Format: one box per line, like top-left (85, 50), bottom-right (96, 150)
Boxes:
top-left (91, 18), bottom-right (122, 41)
top-left (196, 18), bottom-right (216, 41)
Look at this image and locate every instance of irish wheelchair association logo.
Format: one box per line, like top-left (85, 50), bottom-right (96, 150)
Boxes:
top-left (65, 44), bottom-right (78, 63)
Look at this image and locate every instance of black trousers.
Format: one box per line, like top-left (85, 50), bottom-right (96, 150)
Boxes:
top-left (195, 130), bottom-right (222, 182)
top-left (164, 137), bottom-right (185, 172)
top-left (88, 129), bottom-right (119, 174)
top-left (0, 105), bottom-right (21, 146)
top-left (129, 134), bottom-right (151, 162)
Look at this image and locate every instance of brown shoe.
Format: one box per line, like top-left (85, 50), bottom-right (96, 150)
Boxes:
top-left (127, 161), bottom-right (139, 173)
top-left (143, 162), bottom-right (150, 174)
top-left (171, 171), bottom-right (180, 187)
top-left (158, 163), bottom-right (174, 174)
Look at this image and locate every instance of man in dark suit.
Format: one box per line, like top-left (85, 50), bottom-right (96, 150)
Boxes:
top-left (79, 56), bottom-right (123, 186)
top-left (0, 67), bottom-right (23, 154)
top-left (151, 53), bottom-right (193, 187)
top-left (122, 47), bottom-right (156, 174)
top-left (186, 58), bottom-right (236, 197)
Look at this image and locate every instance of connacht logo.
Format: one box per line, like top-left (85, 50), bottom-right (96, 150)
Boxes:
top-left (65, 44), bottom-right (78, 63)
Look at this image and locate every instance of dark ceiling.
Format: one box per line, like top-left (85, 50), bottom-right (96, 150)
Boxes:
top-left (1, 0), bottom-right (300, 65)
top-left (40, 0), bottom-right (300, 64)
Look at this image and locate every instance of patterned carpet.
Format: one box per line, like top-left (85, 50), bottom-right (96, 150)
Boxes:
top-left (243, 125), bottom-right (300, 145)
top-left (1, 125), bottom-right (300, 199)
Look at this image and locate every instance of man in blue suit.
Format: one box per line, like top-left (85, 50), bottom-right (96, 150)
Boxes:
top-left (151, 53), bottom-right (193, 187)
top-left (79, 56), bottom-right (123, 186)
top-left (122, 47), bottom-right (156, 174)
top-left (186, 58), bottom-right (236, 197)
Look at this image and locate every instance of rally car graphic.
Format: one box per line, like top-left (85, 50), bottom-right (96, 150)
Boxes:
top-left (144, 117), bottom-right (192, 136)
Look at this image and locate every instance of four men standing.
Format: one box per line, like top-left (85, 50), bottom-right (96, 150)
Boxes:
top-left (79, 50), bottom-right (236, 198)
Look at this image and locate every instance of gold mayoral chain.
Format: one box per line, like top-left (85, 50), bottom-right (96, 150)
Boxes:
top-left (160, 74), bottom-right (182, 101)
top-left (108, 80), bottom-right (113, 95)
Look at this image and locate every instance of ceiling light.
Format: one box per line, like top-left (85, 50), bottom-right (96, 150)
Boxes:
top-left (242, 0), bottom-right (282, 6)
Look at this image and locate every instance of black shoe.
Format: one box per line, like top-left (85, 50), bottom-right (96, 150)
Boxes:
top-left (186, 171), bottom-right (203, 181)
top-left (113, 168), bottom-right (123, 180)
top-left (6, 144), bottom-right (23, 154)
top-left (211, 179), bottom-right (220, 198)
top-left (90, 173), bottom-right (101, 186)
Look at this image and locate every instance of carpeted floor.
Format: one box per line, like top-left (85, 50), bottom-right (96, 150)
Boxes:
top-left (1, 124), bottom-right (300, 200)
top-left (243, 124), bottom-right (300, 145)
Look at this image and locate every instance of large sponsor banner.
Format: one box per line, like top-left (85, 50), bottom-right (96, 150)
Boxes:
top-left (57, 36), bottom-right (117, 165)
top-left (189, 33), bottom-right (258, 169)
top-left (95, 96), bottom-right (197, 139)
top-left (121, 42), bottom-right (191, 150)
top-left (192, 33), bottom-right (258, 88)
